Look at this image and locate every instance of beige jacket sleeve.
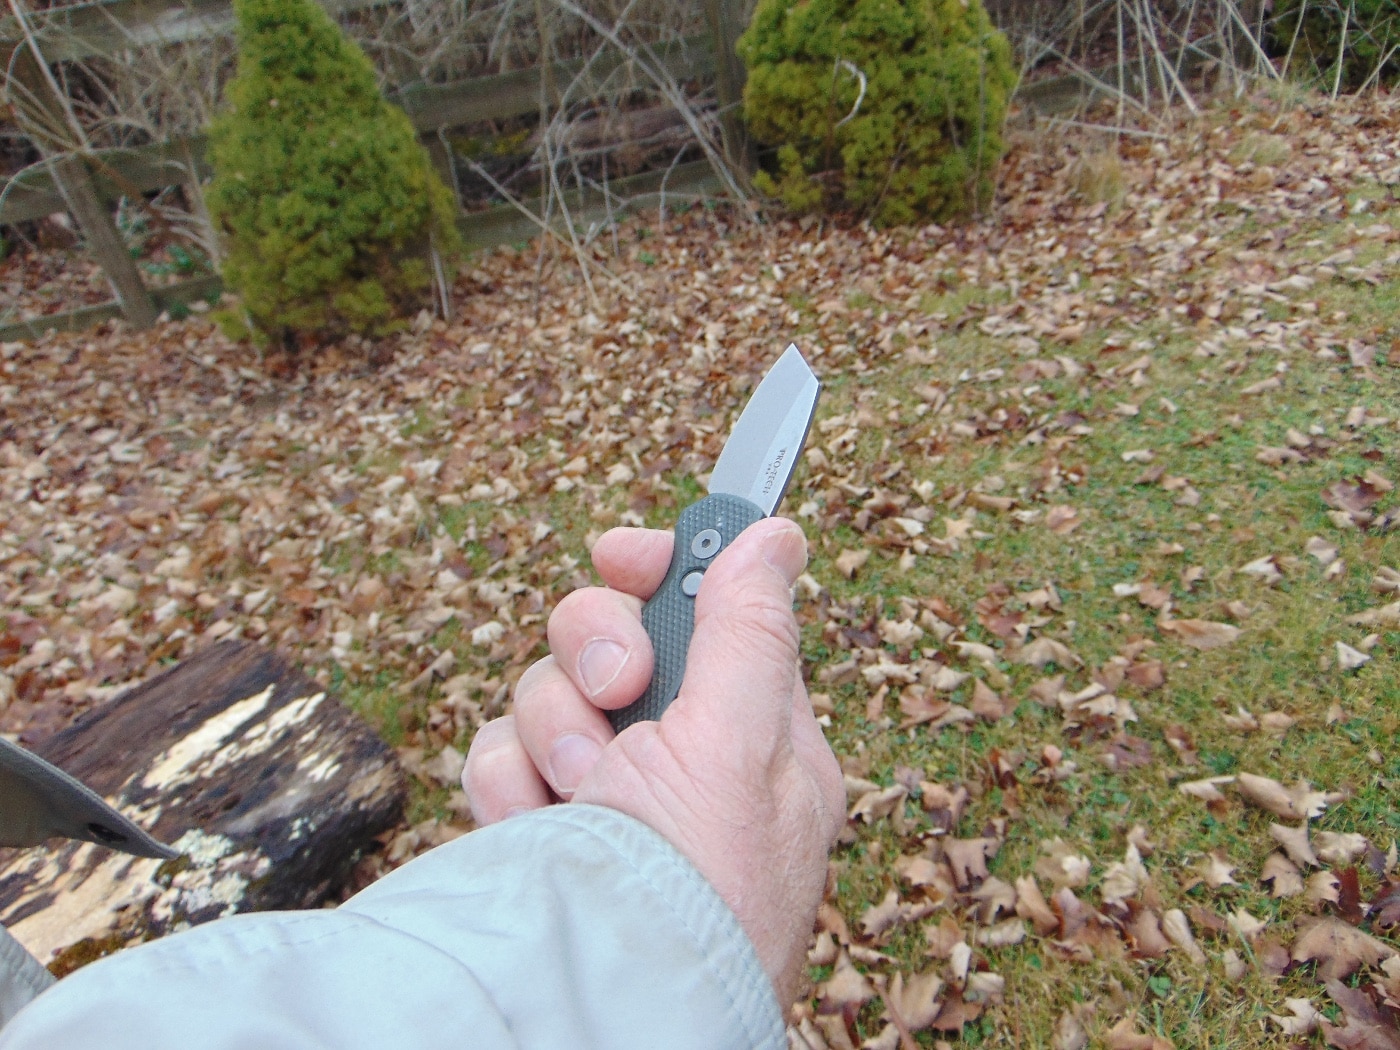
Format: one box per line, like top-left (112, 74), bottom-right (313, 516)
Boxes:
top-left (0, 805), bottom-right (784, 1050)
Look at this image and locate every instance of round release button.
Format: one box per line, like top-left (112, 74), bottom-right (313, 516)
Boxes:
top-left (680, 569), bottom-right (705, 597)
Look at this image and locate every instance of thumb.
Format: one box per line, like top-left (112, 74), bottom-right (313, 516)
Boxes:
top-left (665, 517), bottom-right (808, 754)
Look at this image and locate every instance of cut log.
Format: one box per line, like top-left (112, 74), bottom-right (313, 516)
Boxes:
top-left (0, 640), bottom-right (406, 972)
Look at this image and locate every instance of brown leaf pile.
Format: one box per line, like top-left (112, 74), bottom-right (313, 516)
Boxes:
top-left (4, 85), bottom-right (1400, 1046)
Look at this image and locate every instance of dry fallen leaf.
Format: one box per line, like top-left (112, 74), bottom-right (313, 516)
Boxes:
top-left (1306, 536), bottom-right (1340, 566)
top-left (883, 968), bottom-right (946, 1031)
top-left (1101, 844), bottom-right (1150, 904)
top-left (1179, 775), bottom-right (1235, 803)
top-left (819, 951), bottom-right (877, 1010)
top-left (1161, 908), bottom-right (1207, 965)
top-left (850, 785), bottom-right (909, 824)
top-left (1036, 839), bottom-right (1092, 889)
top-left (1053, 1007), bottom-right (1090, 1050)
top-left (1270, 823), bottom-right (1320, 868)
top-left (1229, 908), bottom-right (1269, 941)
top-left (1293, 918), bottom-right (1398, 981)
top-left (1348, 601), bottom-right (1400, 628)
top-left (1261, 853), bottom-right (1305, 898)
top-left (894, 853), bottom-right (946, 890)
top-left (860, 889), bottom-right (905, 940)
top-left (1321, 978), bottom-right (1400, 1050)
top-left (1015, 875), bottom-right (1060, 936)
top-left (1221, 948), bottom-right (1247, 982)
top-left (1045, 505), bottom-right (1081, 534)
top-left (1103, 1016), bottom-right (1175, 1050)
top-left (835, 548), bottom-right (871, 579)
top-left (1260, 711), bottom-right (1299, 733)
top-left (1197, 849), bottom-right (1238, 889)
top-left (1267, 997), bottom-right (1320, 1037)
top-left (1159, 618), bottom-right (1241, 650)
top-left (1015, 636), bottom-right (1083, 669)
top-left (1221, 706), bottom-right (1260, 732)
top-left (943, 838), bottom-right (997, 889)
top-left (1336, 641), bottom-right (1372, 671)
top-left (1237, 772), bottom-right (1343, 821)
top-left (969, 678), bottom-right (1009, 722)
top-left (1239, 555), bottom-right (1283, 584)
top-left (1308, 871), bottom-right (1343, 909)
top-left (923, 915), bottom-right (965, 961)
top-left (1315, 832), bottom-right (1372, 867)
top-left (975, 919), bottom-right (1027, 948)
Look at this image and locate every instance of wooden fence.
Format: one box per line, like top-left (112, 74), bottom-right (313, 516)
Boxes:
top-left (1, 0), bottom-right (1140, 343)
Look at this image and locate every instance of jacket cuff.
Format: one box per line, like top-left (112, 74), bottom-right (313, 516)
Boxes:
top-left (345, 803), bottom-right (787, 1050)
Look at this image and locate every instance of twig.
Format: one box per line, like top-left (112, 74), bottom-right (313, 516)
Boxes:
top-left (545, 0), bottom-right (752, 214)
top-left (658, 145), bottom-right (686, 226)
top-left (833, 59), bottom-right (867, 128)
top-left (1357, 42), bottom-right (1400, 92)
top-left (1219, 0), bottom-right (1283, 81)
top-left (1138, 0), bottom-right (1200, 114)
top-left (461, 156), bottom-right (630, 298)
top-left (1332, 1), bottom-right (1352, 99)
top-left (1282, 0), bottom-right (1311, 78)
top-left (430, 231), bottom-right (451, 321)
top-left (1039, 45), bottom-right (1157, 121)
top-left (5, 0), bottom-right (91, 151)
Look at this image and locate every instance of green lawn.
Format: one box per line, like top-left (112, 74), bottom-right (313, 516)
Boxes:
top-left (2, 86), bottom-right (1397, 1048)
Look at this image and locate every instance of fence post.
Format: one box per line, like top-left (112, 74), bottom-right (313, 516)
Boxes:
top-left (5, 42), bottom-right (159, 330)
top-left (702, 0), bottom-right (754, 175)
top-left (49, 155), bottom-right (161, 330)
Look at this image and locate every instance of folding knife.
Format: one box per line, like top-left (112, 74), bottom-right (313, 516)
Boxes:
top-left (608, 344), bottom-right (821, 732)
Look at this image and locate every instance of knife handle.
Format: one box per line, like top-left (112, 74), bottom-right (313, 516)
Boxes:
top-left (607, 493), bottom-right (767, 733)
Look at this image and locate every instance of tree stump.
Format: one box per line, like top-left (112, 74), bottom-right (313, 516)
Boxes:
top-left (0, 641), bottom-right (406, 971)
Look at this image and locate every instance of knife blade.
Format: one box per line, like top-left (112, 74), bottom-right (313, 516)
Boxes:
top-left (607, 344), bottom-right (821, 732)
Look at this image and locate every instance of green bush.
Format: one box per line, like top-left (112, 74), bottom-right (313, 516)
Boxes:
top-left (737, 0), bottom-right (1017, 226)
top-left (206, 0), bottom-right (459, 347)
top-left (1275, 0), bottom-right (1400, 89)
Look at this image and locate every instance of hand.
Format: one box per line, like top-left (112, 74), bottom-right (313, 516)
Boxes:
top-left (462, 517), bottom-right (845, 1005)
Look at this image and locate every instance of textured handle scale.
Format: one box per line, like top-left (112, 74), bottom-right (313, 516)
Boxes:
top-left (607, 493), bottom-right (766, 733)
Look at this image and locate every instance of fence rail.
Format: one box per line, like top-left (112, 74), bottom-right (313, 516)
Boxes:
top-left (0, 0), bottom-right (395, 63)
top-left (1, 0), bottom-right (1191, 342)
top-left (0, 33), bottom-right (717, 226)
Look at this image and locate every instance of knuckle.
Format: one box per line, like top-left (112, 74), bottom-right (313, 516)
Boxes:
top-left (730, 590), bottom-right (801, 654)
top-left (511, 657), bottom-right (555, 708)
top-left (548, 588), bottom-right (595, 629)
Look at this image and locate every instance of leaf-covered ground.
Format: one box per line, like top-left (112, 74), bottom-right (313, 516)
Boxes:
top-left (3, 88), bottom-right (1399, 1047)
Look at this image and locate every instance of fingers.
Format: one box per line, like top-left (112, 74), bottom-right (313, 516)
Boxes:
top-left (461, 716), bottom-right (551, 825)
top-left (510, 656), bottom-right (615, 798)
top-left (545, 587), bottom-right (653, 711)
top-left (591, 527), bottom-right (673, 598)
top-left (667, 517), bottom-right (808, 756)
top-left (467, 527), bottom-right (667, 813)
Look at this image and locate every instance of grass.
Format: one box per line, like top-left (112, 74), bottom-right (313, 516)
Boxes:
top-left (7, 83), bottom-right (1396, 1048)
top-left (788, 118), bottom-right (1400, 1041)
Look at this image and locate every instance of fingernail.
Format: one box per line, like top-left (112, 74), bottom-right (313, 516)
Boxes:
top-left (503, 805), bottom-right (533, 820)
top-left (578, 638), bottom-right (628, 698)
top-left (762, 523), bottom-right (808, 585)
top-left (548, 733), bottom-right (603, 794)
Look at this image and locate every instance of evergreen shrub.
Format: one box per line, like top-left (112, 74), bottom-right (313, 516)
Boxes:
top-left (1274, 0), bottom-right (1400, 89)
top-left (207, 0), bottom-right (459, 347)
top-left (737, 0), bottom-right (1017, 226)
